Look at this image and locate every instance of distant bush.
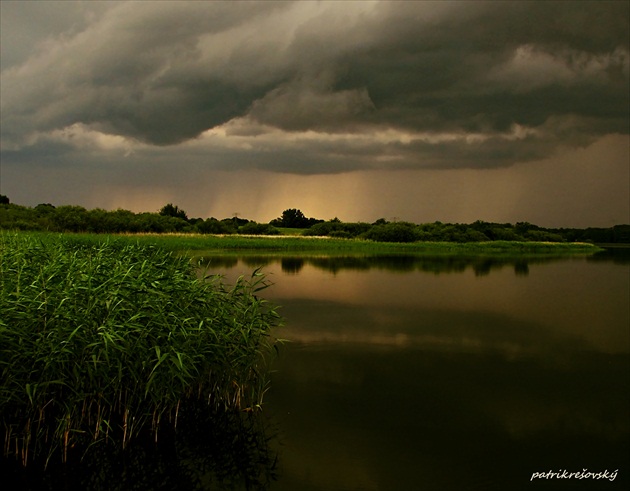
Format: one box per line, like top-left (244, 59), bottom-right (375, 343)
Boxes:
top-left (238, 222), bottom-right (280, 235)
top-left (524, 230), bottom-right (565, 242)
top-left (427, 224), bottom-right (490, 243)
top-left (362, 222), bottom-right (420, 243)
top-left (303, 221), bottom-right (336, 236)
top-left (0, 204), bottom-right (45, 231)
top-left (197, 218), bottom-right (234, 234)
top-left (304, 220), bottom-right (371, 238)
top-left (492, 228), bottom-right (522, 241)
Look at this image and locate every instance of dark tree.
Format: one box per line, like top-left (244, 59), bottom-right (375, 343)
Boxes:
top-left (270, 209), bottom-right (307, 228)
top-left (159, 203), bottom-right (188, 221)
top-left (0, 195), bottom-right (9, 204)
top-left (284, 209), bottom-right (306, 228)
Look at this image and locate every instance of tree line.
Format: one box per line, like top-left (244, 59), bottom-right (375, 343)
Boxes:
top-left (0, 196), bottom-right (628, 243)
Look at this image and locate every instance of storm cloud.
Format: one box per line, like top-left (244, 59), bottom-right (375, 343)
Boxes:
top-left (1, 1), bottom-right (628, 227)
top-left (2, 1), bottom-right (628, 170)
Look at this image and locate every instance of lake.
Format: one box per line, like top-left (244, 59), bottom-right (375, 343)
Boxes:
top-left (5, 249), bottom-right (627, 490)
top-left (198, 250), bottom-right (629, 491)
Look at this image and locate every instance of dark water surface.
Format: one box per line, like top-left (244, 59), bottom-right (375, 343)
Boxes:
top-left (5, 252), bottom-right (628, 490)
top-left (201, 252), bottom-right (629, 491)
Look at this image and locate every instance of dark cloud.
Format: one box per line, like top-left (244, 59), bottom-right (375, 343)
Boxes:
top-left (1, 1), bottom-right (291, 146)
top-left (329, 1), bottom-right (629, 135)
top-left (0, 0), bottom-right (628, 175)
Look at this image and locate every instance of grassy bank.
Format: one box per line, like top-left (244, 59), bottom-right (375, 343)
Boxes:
top-left (9, 231), bottom-right (603, 257)
top-left (0, 232), bottom-right (281, 466)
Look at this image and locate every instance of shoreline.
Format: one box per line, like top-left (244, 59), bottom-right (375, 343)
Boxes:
top-left (2, 231), bottom-right (604, 257)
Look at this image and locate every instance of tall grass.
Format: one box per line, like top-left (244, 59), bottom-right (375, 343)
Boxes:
top-left (14, 232), bottom-right (602, 257)
top-left (0, 232), bottom-right (281, 467)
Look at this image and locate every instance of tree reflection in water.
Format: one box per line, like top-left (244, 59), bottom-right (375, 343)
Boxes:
top-left (194, 253), bottom-right (593, 277)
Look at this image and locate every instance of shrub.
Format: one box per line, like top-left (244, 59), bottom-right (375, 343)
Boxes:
top-left (238, 222), bottom-right (281, 235)
top-left (304, 220), bottom-right (371, 238)
top-left (197, 218), bottom-right (234, 234)
top-left (524, 230), bottom-right (565, 242)
top-left (362, 222), bottom-right (420, 243)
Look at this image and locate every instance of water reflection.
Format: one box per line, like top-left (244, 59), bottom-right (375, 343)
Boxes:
top-left (196, 252), bottom-right (629, 490)
top-left (194, 253), bottom-right (593, 277)
top-left (199, 254), bottom-right (629, 355)
top-left (589, 246), bottom-right (630, 265)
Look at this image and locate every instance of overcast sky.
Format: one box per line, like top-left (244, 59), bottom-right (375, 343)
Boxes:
top-left (1, 0), bottom-right (628, 227)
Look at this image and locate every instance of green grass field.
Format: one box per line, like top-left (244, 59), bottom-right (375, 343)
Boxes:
top-left (3, 231), bottom-right (603, 257)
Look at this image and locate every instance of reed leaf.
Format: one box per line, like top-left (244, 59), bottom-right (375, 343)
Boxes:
top-left (0, 232), bottom-right (282, 466)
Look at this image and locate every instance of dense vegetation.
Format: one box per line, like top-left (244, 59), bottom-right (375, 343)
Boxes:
top-left (1, 196), bottom-right (628, 243)
top-left (0, 232), bottom-right (281, 467)
top-left (302, 217), bottom-right (630, 243)
top-left (2, 232), bottom-right (602, 259)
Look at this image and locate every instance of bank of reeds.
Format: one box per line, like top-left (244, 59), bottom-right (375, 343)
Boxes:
top-left (0, 232), bottom-right (281, 467)
top-left (12, 232), bottom-right (602, 257)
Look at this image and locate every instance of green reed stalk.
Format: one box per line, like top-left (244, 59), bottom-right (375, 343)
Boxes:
top-left (0, 232), bottom-right (281, 466)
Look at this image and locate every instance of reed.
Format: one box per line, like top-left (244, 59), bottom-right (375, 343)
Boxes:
top-left (0, 232), bottom-right (281, 467)
top-left (13, 232), bottom-right (603, 256)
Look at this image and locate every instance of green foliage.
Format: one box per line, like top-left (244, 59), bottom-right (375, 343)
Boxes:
top-left (159, 203), bottom-right (188, 221)
top-left (372, 218), bottom-right (389, 225)
top-left (362, 222), bottom-right (420, 243)
top-left (197, 218), bottom-right (234, 234)
top-left (0, 203), bottom-right (45, 230)
top-left (0, 200), bottom-right (627, 243)
top-left (430, 224), bottom-right (489, 242)
top-left (303, 219), bottom-right (371, 238)
top-left (523, 230), bottom-right (565, 242)
top-left (0, 203), bottom-right (195, 234)
top-left (224, 216), bottom-right (250, 228)
top-left (238, 222), bottom-right (281, 235)
top-left (302, 221), bottom-right (334, 236)
top-left (304, 218), bottom-right (620, 244)
top-left (51, 205), bottom-right (90, 232)
top-left (270, 209), bottom-right (323, 228)
top-left (554, 224), bottom-right (630, 244)
top-left (0, 233), bottom-right (281, 466)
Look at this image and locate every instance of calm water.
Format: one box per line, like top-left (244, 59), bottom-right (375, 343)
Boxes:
top-left (200, 251), bottom-right (629, 491)
top-left (6, 251), bottom-right (628, 490)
